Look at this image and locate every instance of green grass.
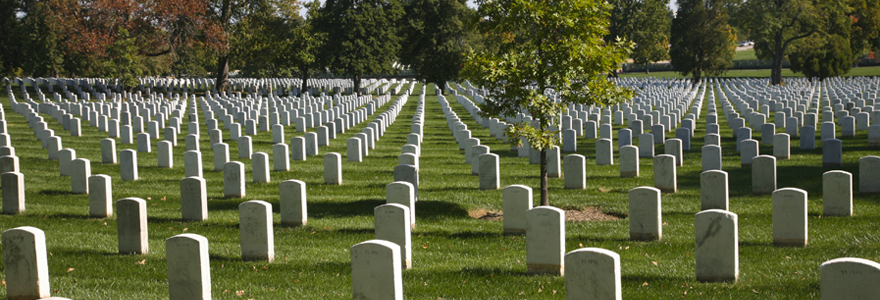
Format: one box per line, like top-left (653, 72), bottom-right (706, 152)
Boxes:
top-left (621, 66), bottom-right (880, 79)
top-left (1, 82), bottom-right (880, 299)
top-left (734, 49), bottom-right (758, 61)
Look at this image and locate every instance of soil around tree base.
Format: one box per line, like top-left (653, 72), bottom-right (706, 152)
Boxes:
top-left (469, 206), bottom-right (620, 222)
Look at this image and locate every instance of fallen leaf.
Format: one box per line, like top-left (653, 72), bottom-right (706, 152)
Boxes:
top-left (642, 282), bottom-right (649, 286)
top-left (579, 243), bottom-right (583, 247)
top-left (183, 228), bottom-right (188, 231)
top-left (652, 261), bottom-right (658, 266)
top-left (160, 197), bottom-right (166, 201)
top-left (422, 244), bottom-right (428, 249)
top-left (147, 197), bottom-right (151, 200)
top-left (236, 290), bottom-right (245, 296)
top-left (598, 188), bottom-right (611, 193)
top-left (102, 222), bottom-right (107, 226)
top-left (135, 259), bottom-right (146, 265)
top-left (67, 268), bottom-right (74, 272)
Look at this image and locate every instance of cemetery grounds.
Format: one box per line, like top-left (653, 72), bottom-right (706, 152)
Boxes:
top-left (1, 79), bottom-right (879, 299)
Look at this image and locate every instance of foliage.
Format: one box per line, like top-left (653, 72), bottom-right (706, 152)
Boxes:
top-left (670, 0), bottom-right (737, 84)
top-left (289, 0), bottom-right (326, 94)
top-left (399, 0), bottom-right (470, 87)
top-left (105, 28), bottom-right (144, 91)
top-left (628, 0), bottom-right (672, 71)
top-left (740, 0), bottom-right (825, 85)
top-left (231, 0), bottom-right (304, 78)
top-left (789, 33), bottom-right (854, 80)
top-left (462, 0), bottom-right (634, 205)
top-left (313, 0), bottom-right (404, 95)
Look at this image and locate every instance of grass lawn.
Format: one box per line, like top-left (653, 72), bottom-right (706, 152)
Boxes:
top-left (734, 49), bottom-right (758, 61)
top-left (622, 66), bottom-right (880, 79)
top-left (1, 81), bottom-right (879, 299)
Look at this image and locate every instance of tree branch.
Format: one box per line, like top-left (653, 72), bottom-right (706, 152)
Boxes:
top-left (782, 29), bottom-right (817, 49)
top-left (145, 48), bottom-right (173, 57)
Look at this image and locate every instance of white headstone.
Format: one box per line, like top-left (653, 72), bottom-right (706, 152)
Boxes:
top-left (117, 197), bottom-right (148, 254)
top-left (374, 203), bottom-right (412, 269)
top-left (629, 186), bottom-right (662, 241)
top-left (2, 226), bottom-right (51, 299)
top-left (823, 170), bottom-right (852, 216)
top-left (700, 170), bottom-right (729, 210)
top-left (280, 180), bottom-right (307, 226)
top-left (350, 240), bottom-right (403, 300)
top-left (526, 206), bottom-right (565, 275)
top-left (180, 177), bottom-right (208, 221)
top-left (239, 200), bottom-right (274, 262)
top-left (820, 257), bottom-right (880, 300)
top-left (695, 209), bottom-right (738, 283)
top-left (224, 161), bottom-right (245, 198)
top-left (564, 248), bottom-right (622, 300)
top-left (772, 188), bottom-right (808, 247)
top-left (166, 234), bottom-right (211, 300)
top-left (88, 174), bottom-right (112, 218)
top-left (502, 185), bottom-right (532, 235)
top-left (324, 152), bottom-right (342, 185)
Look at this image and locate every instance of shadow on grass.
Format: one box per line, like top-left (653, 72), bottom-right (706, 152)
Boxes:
top-left (49, 213), bottom-right (95, 220)
top-left (309, 199), bottom-right (386, 218)
top-left (459, 267), bottom-right (524, 277)
top-left (415, 200), bottom-right (470, 220)
top-left (39, 189), bottom-right (78, 196)
top-left (449, 231), bottom-right (500, 239)
top-left (335, 228), bottom-right (374, 235)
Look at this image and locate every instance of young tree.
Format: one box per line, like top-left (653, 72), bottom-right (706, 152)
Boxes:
top-left (463, 0), bottom-right (634, 206)
top-left (399, 0), bottom-right (470, 91)
top-left (313, 0), bottom-right (404, 95)
top-left (670, 0), bottom-right (737, 84)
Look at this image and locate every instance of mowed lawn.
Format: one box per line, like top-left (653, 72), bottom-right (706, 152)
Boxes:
top-left (622, 65), bottom-right (880, 79)
top-left (0, 81), bottom-right (879, 299)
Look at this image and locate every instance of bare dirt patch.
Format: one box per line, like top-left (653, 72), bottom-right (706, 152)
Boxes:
top-left (468, 206), bottom-right (620, 222)
top-left (468, 208), bottom-right (503, 221)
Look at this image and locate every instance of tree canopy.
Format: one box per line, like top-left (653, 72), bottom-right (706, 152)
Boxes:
top-left (670, 0), bottom-right (737, 84)
top-left (313, 0), bottom-right (404, 95)
top-left (399, 0), bottom-right (470, 89)
top-left (463, 0), bottom-right (633, 206)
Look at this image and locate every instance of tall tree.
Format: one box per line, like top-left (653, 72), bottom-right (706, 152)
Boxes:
top-left (629, 0), bottom-right (672, 73)
top-left (41, 0), bottom-right (224, 87)
top-left (740, 0), bottom-right (824, 85)
top-left (463, 0), bottom-right (634, 206)
top-left (786, 0), bottom-right (880, 80)
top-left (399, 0), bottom-right (469, 91)
top-left (670, 0), bottom-right (737, 84)
top-left (231, 0), bottom-right (304, 78)
top-left (290, 0), bottom-right (325, 95)
top-left (313, 0), bottom-right (404, 95)
top-left (788, 34), bottom-right (853, 80)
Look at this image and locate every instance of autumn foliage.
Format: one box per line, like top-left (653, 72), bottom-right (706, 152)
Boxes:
top-left (42, 0), bottom-right (225, 65)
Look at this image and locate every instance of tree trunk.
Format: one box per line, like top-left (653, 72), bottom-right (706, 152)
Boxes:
top-left (692, 69), bottom-right (701, 86)
top-left (215, 55), bottom-right (229, 92)
top-left (353, 74), bottom-right (361, 96)
top-left (300, 69), bottom-right (309, 96)
top-left (215, 0), bottom-right (232, 92)
top-left (771, 30), bottom-right (784, 86)
top-left (540, 146), bottom-right (549, 206)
